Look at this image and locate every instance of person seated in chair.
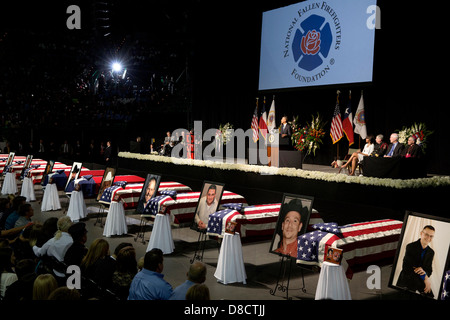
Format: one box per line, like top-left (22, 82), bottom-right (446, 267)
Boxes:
top-left (370, 134), bottom-right (389, 157)
top-left (402, 136), bottom-right (423, 158)
top-left (339, 135), bottom-right (374, 175)
top-left (384, 133), bottom-right (405, 158)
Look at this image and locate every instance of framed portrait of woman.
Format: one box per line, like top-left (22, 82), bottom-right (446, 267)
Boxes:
top-left (389, 211), bottom-right (450, 300)
top-left (270, 193), bottom-right (314, 259)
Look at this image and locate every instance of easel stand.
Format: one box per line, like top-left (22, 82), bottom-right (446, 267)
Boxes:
top-left (190, 229), bottom-right (207, 264)
top-left (94, 203), bottom-right (107, 227)
top-left (270, 255), bottom-right (307, 300)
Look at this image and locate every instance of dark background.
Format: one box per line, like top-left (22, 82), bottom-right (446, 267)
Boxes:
top-left (0, 0), bottom-right (447, 174)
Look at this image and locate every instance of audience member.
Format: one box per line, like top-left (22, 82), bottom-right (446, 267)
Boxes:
top-left (32, 273), bottom-right (58, 300)
top-left (10, 224), bottom-right (35, 262)
top-left (34, 217), bottom-right (58, 247)
top-left (64, 222), bottom-right (88, 267)
top-left (186, 283), bottom-right (210, 300)
top-left (3, 196), bottom-right (26, 230)
top-left (33, 216), bottom-right (73, 281)
top-left (0, 246), bottom-right (18, 298)
top-left (128, 248), bottom-right (173, 300)
top-left (3, 258), bottom-right (37, 301)
top-left (14, 203), bottom-right (34, 229)
top-left (48, 286), bottom-right (81, 300)
top-left (111, 246), bottom-right (138, 300)
top-left (95, 242), bottom-right (133, 291)
top-left (170, 261), bottom-right (207, 300)
top-left (80, 238), bottom-right (110, 298)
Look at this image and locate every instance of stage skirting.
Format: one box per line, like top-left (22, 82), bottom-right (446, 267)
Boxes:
top-left (117, 153), bottom-right (450, 222)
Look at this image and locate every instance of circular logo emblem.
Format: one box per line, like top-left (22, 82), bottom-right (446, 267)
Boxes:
top-left (292, 14), bottom-right (333, 72)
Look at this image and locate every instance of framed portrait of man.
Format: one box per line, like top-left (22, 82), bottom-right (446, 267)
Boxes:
top-left (20, 155), bottom-right (33, 179)
top-left (389, 211), bottom-right (450, 300)
top-left (41, 160), bottom-right (55, 186)
top-left (96, 167), bottom-right (116, 201)
top-left (270, 193), bottom-right (314, 259)
top-left (136, 173), bottom-right (162, 215)
top-left (191, 181), bottom-right (225, 232)
top-left (64, 162), bottom-right (82, 193)
top-left (1, 152), bottom-right (15, 175)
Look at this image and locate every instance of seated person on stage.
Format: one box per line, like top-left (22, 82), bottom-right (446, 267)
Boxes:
top-left (160, 131), bottom-right (175, 156)
top-left (339, 135), bottom-right (374, 175)
top-left (402, 136), bottom-right (423, 158)
top-left (370, 134), bottom-right (389, 157)
top-left (384, 133), bottom-right (405, 158)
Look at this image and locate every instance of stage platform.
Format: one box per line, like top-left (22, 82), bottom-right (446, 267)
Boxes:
top-left (117, 153), bottom-right (450, 226)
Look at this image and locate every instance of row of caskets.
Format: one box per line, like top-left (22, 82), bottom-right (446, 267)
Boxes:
top-left (1, 155), bottom-right (403, 279)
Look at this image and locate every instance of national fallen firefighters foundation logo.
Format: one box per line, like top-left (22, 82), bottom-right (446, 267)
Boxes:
top-left (292, 14), bottom-right (333, 72)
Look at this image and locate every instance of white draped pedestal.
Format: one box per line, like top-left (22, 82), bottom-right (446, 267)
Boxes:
top-left (41, 183), bottom-right (61, 212)
top-left (147, 214), bottom-right (174, 254)
top-left (66, 190), bottom-right (88, 222)
top-left (214, 232), bottom-right (247, 285)
top-left (2, 172), bottom-right (18, 195)
top-left (103, 201), bottom-right (128, 237)
top-left (315, 261), bottom-right (352, 300)
top-left (20, 177), bottom-right (36, 202)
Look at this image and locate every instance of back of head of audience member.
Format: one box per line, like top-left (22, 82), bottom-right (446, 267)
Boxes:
top-left (33, 273), bottom-right (58, 300)
top-left (187, 261), bottom-right (207, 284)
top-left (48, 286), bottom-right (81, 300)
top-left (143, 248), bottom-right (164, 273)
top-left (186, 283), bottom-right (210, 300)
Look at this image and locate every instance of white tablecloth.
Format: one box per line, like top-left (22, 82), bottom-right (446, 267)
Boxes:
top-left (214, 232), bottom-right (247, 285)
top-left (20, 177), bottom-right (36, 202)
top-left (41, 183), bottom-right (61, 212)
top-left (1, 172), bottom-right (17, 195)
top-left (66, 190), bottom-right (87, 222)
top-left (147, 214), bottom-right (174, 254)
top-left (315, 261), bottom-right (352, 300)
top-left (103, 201), bottom-right (128, 237)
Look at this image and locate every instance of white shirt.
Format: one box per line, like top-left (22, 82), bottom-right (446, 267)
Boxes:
top-left (33, 232), bottom-right (73, 261)
top-left (33, 232), bottom-right (73, 277)
top-left (195, 198), bottom-right (218, 225)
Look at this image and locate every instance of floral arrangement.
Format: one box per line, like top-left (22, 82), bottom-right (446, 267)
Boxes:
top-left (398, 123), bottom-right (433, 152)
top-left (216, 122), bottom-right (234, 146)
top-left (291, 113), bottom-right (326, 156)
top-left (119, 151), bottom-right (450, 189)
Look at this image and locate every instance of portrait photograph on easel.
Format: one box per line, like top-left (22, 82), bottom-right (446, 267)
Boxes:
top-left (64, 162), bottom-right (82, 194)
top-left (96, 167), bottom-right (116, 201)
top-left (389, 211), bottom-right (450, 300)
top-left (136, 173), bottom-right (162, 215)
top-left (191, 181), bottom-right (225, 232)
top-left (270, 193), bottom-right (314, 258)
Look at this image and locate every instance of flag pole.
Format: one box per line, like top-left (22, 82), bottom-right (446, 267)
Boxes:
top-left (336, 90), bottom-right (340, 160)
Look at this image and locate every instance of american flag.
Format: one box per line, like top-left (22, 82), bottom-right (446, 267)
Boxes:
top-left (297, 219), bottom-right (403, 279)
top-left (207, 209), bottom-right (237, 235)
top-left (251, 103), bottom-right (259, 143)
top-left (143, 195), bottom-right (171, 216)
top-left (330, 102), bottom-right (343, 144)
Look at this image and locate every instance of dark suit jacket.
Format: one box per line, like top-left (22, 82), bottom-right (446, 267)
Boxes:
top-left (402, 144), bottom-right (423, 158)
top-left (386, 142), bottom-right (405, 157)
top-left (396, 239), bottom-right (434, 295)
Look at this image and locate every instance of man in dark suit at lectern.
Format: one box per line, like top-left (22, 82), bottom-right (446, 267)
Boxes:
top-left (384, 133), bottom-right (405, 158)
top-left (279, 116), bottom-right (292, 149)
